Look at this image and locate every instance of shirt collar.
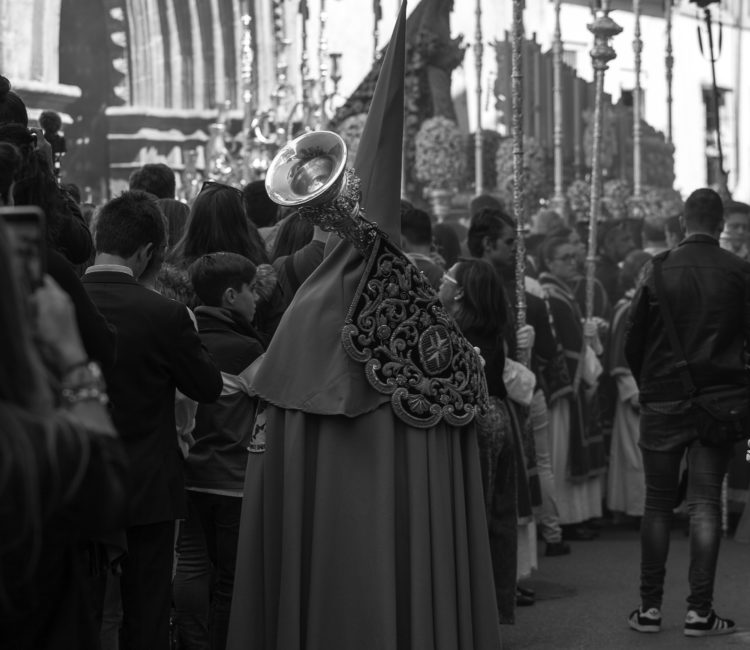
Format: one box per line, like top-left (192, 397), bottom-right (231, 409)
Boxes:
top-left (85, 264), bottom-right (134, 277)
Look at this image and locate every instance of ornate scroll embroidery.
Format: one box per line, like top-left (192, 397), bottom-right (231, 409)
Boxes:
top-left (341, 236), bottom-right (488, 428)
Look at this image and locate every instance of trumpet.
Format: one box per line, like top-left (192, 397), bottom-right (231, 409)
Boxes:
top-left (265, 131), bottom-right (377, 253)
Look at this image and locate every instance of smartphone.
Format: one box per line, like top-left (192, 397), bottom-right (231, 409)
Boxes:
top-left (0, 205), bottom-right (46, 290)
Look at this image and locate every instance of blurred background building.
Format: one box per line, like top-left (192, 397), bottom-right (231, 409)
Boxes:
top-left (2, 0), bottom-right (747, 209)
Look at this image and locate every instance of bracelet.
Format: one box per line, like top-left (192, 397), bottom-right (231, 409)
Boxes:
top-left (60, 361), bottom-right (108, 407)
top-left (61, 385), bottom-right (110, 407)
top-left (60, 358), bottom-right (91, 377)
top-left (62, 361), bottom-right (105, 391)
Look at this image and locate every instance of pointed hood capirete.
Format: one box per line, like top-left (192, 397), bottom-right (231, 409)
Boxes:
top-left (250, 2), bottom-right (408, 416)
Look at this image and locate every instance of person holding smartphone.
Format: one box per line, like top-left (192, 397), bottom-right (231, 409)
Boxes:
top-left (0, 220), bottom-right (128, 650)
top-left (0, 137), bottom-right (117, 371)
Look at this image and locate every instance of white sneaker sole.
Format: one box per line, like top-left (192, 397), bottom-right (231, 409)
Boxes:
top-left (684, 627), bottom-right (736, 637)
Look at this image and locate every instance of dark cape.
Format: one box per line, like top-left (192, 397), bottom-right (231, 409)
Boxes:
top-left (226, 3), bottom-right (501, 649)
top-left (539, 272), bottom-right (607, 482)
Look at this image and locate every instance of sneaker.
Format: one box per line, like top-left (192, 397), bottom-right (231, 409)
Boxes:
top-left (628, 607), bottom-right (661, 633)
top-left (684, 610), bottom-right (735, 637)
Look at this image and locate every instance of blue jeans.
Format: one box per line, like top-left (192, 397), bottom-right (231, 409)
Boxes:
top-left (173, 500), bottom-right (210, 650)
top-left (173, 492), bottom-right (241, 650)
top-left (639, 411), bottom-right (733, 614)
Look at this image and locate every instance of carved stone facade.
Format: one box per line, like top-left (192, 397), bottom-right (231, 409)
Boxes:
top-left (5, 0), bottom-right (282, 201)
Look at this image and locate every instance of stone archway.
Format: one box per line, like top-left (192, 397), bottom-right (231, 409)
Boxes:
top-left (59, 0), bottom-right (127, 201)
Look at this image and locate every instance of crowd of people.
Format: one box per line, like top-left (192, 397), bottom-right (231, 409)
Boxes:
top-left (2, 18), bottom-right (750, 647)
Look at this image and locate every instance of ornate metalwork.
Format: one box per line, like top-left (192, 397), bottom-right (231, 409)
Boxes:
top-left (585, 3), bottom-right (621, 323)
top-left (239, 0), bottom-right (262, 184)
top-left (665, 0), bottom-right (673, 145)
top-left (632, 0), bottom-right (643, 202)
top-left (700, 6), bottom-right (729, 198)
top-left (511, 0), bottom-right (528, 348)
top-left (474, 0), bottom-right (484, 195)
top-left (373, 0), bottom-right (382, 63)
top-left (550, 0), bottom-right (565, 218)
top-left (296, 170), bottom-right (379, 254)
top-left (341, 235), bottom-right (489, 429)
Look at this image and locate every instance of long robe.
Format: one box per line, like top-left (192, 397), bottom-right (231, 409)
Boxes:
top-left (226, 4), bottom-right (500, 647)
top-left (606, 291), bottom-right (645, 516)
top-left (539, 273), bottom-right (606, 525)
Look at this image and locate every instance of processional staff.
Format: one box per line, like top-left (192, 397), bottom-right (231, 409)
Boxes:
top-left (632, 0), bottom-right (643, 207)
top-left (511, 0), bottom-right (528, 359)
top-left (584, 2), bottom-right (621, 326)
top-left (240, 0), bottom-right (255, 183)
top-left (474, 0), bottom-right (484, 195)
top-left (550, 0), bottom-right (565, 219)
top-left (373, 0), bottom-right (382, 63)
top-left (665, 0), bottom-right (674, 145)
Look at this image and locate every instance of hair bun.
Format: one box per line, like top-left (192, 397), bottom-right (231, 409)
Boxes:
top-left (0, 75), bottom-right (10, 99)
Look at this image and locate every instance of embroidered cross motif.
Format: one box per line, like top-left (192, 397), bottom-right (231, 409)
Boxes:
top-left (341, 235), bottom-right (488, 428)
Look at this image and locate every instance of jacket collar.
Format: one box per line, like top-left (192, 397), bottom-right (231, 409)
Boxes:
top-left (679, 233), bottom-right (720, 247)
top-left (194, 306), bottom-right (258, 338)
top-left (80, 270), bottom-right (141, 285)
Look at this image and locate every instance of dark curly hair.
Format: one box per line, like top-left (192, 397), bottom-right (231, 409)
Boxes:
top-left (0, 75), bottom-right (28, 127)
top-left (0, 123), bottom-right (71, 249)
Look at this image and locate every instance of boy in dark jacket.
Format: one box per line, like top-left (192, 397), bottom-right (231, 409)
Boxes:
top-left (174, 252), bottom-right (265, 650)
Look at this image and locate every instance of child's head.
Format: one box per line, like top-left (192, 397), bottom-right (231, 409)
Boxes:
top-left (189, 252), bottom-right (258, 323)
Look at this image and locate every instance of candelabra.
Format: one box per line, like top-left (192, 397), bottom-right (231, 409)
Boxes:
top-left (585, 1), bottom-right (622, 323)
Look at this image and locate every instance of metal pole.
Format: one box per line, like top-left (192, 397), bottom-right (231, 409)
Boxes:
top-left (632, 0), bottom-right (643, 201)
top-left (299, 0), bottom-right (311, 132)
top-left (512, 0), bottom-right (527, 343)
top-left (240, 0), bottom-right (255, 184)
top-left (585, 3), bottom-right (622, 323)
top-left (318, 0), bottom-right (329, 112)
top-left (373, 0), bottom-right (382, 63)
top-left (550, 0), bottom-right (566, 218)
top-left (474, 0), bottom-right (484, 195)
top-left (665, 0), bottom-right (674, 145)
top-left (703, 7), bottom-right (729, 197)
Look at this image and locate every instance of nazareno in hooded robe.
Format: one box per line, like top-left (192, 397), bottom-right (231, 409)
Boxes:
top-left (226, 4), bottom-right (502, 649)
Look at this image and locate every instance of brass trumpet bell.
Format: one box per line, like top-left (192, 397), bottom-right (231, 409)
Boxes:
top-left (265, 131), bottom-right (348, 207)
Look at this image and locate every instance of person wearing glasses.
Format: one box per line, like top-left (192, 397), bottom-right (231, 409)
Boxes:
top-left (538, 236), bottom-right (607, 542)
